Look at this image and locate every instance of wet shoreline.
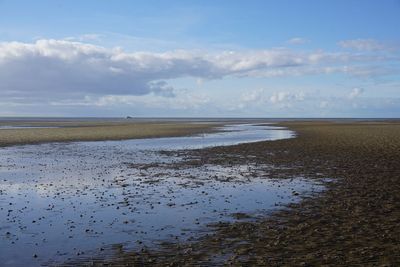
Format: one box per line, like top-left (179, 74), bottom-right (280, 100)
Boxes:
top-left (0, 124), bottom-right (315, 266)
top-left (2, 121), bottom-right (399, 266)
top-left (86, 121), bottom-right (400, 266)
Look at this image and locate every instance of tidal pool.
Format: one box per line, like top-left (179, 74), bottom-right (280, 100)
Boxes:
top-left (0, 124), bottom-right (321, 266)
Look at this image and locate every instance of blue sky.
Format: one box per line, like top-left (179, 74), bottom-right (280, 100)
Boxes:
top-left (0, 0), bottom-right (399, 117)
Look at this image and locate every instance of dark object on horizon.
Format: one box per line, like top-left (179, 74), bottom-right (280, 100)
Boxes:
top-left (126, 116), bottom-right (134, 119)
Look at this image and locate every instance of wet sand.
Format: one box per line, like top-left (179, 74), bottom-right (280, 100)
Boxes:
top-left (1, 120), bottom-right (399, 266)
top-left (0, 120), bottom-right (219, 147)
top-left (92, 121), bottom-right (400, 266)
top-left (1, 124), bottom-right (310, 266)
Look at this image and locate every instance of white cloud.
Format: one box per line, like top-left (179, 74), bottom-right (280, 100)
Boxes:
top-left (338, 39), bottom-right (391, 51)
top-left (237, 89), bottom-right (306, 112)
top-left (319, 101), bottom-right (329, 108)
top-left (0, 39), bottom-right (397, 110)
top-left (241, 88), bottom-right (266, 102)
top-left (348, 87), bottom-right (364, 99)
top-left (269, 91), bottom-right (305, 104)
top-left (52, 90), bottom-right (211, 111)
top-left (287, 37), bottom-right (309, 45)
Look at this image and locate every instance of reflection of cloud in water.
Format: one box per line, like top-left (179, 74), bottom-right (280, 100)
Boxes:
top-left (0, 124), bottom-right (321, 266)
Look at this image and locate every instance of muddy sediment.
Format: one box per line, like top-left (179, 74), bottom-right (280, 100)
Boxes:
top-left (92, 121), bottom-right (400, 266)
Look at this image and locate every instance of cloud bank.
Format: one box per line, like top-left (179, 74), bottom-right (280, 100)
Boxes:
top-left (0, 39), bottom-right (399, 117)
top-left (1, 39), bottom-right (395, 99)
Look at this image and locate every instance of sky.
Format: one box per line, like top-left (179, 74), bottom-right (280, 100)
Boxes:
top-left (0, 0), bottom-right (399, 117)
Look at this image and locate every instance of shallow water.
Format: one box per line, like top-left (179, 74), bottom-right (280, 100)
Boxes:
top-left (0, 124), bottom-right (321, 266)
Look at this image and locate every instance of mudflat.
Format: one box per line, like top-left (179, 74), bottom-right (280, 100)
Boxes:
top-left (0, 120), bottom-right (217, 147)
top-left (95, 121), bottom-right (400, 266)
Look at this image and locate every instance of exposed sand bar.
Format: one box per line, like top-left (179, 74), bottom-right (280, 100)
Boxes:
top-left (0, 119), bottom-right (221, 147)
